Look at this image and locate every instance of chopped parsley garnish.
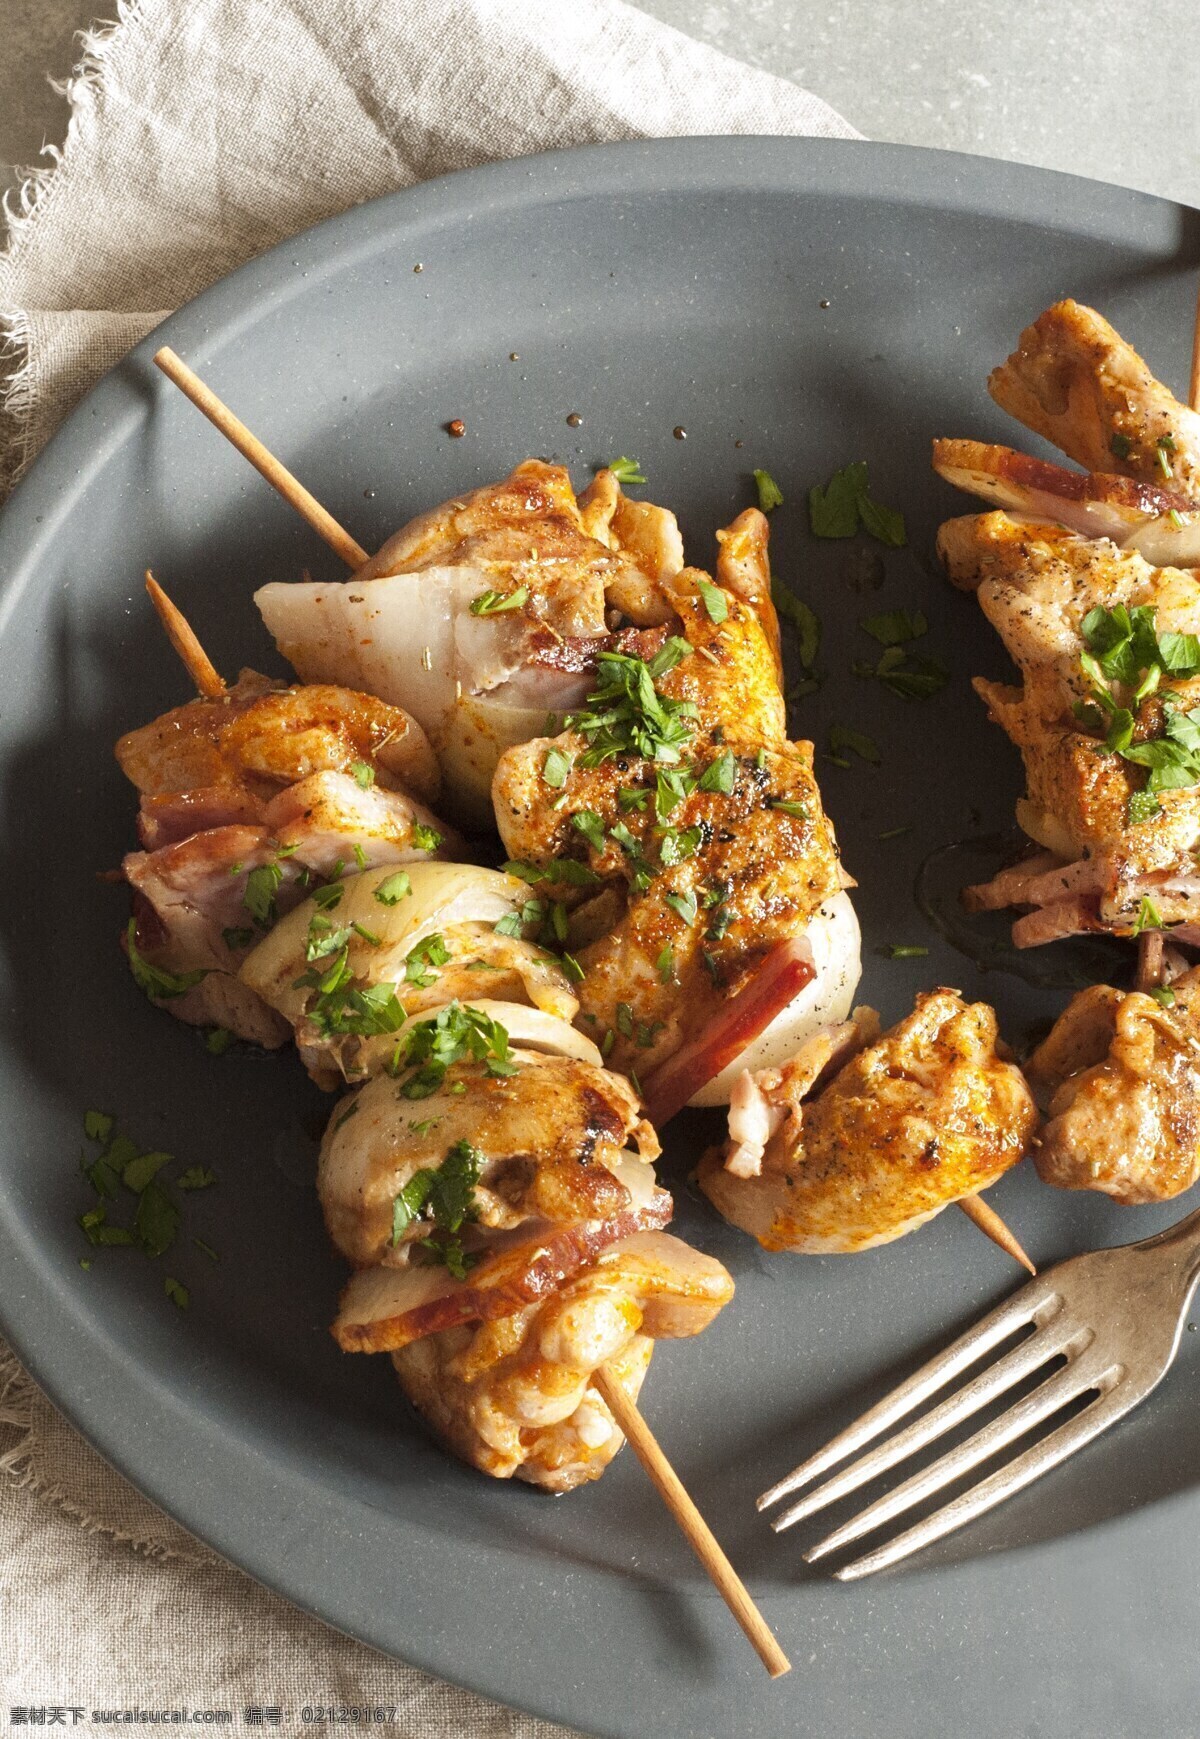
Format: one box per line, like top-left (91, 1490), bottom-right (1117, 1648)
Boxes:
top-left (565, 638), bottom-right (696, 767)
top-left (696, 577), bottom-right (729, 623)
top-left (771, 799), bottom-right (810, 818)
top-left (1150, 985), bottom-right (1177, 1007)
top-left (551, 857), bottom-right (602, 886)
top-left (665, 890), bottom-right (698, 927)
top-left (405, 933), bottom-right (451, 987)
top-left (502, 859), bottom-right (549, 884)
top-left (293, 947), bottom-right (407, 1038)
top-left (221, 925), bottom-right (255, 953)
top-left (854, 644), bottom-right (949, 703)
top-left (878, 824), bottom-right (911, 840)
top-left (571, 809), bottom-right (607, 854)
top-left (494, 898), bottom-right (543, 939)
top-left (374, 870), bottom-right (412, 905)
top-left (176, 1167), bottom-right (216, 1191)
top-left (828, 724), bottom-right (881, 766)
top-left (658, 825), bottom-right (703, 866)
top-left (1132, 896), bottom-right (1164, 936)
top-left (861, 609), bottom-right (927, 647)
top-left (134, 1181), bottom-right (179, 1258)
top-left (753, 468), bottom-right (784, 512)
top-left (561, 952), bottom-right (585, 983)
top-left (351, 759), bottom-right (375, 789)
top-left (390, 1137), bottom-right (484, 1281)
top-left (881, 943), bottom-right (929, 959)
top-left (411, 821), bottom-right (443, 852)
top-left (656, 942), bottom-right (675, 983)
top-left (126, 921), bottom-right (208, 1002)
top-left (391, 1002), bottom-right (517, 1099)
top-left (542, 746), bottom-right (572, 788)
top-left (77, 1112), bottom-right (216, 1282)
top-left (469, 584), bottom-right (529, 616)
top-left (809, 461), bottom-right (906, 547)
top-left (305, 913), bottom-right (352, 963)
top-left (619, 785), bottom-right (651, 812)
top-left (697, 749), bottom-right (736, 794)
top-left (164, 1277), bottom-right (189, 1309)
top-left (312, 880), bottom-right (345, 911)
top-left (204, 1026), bottom-right (234, 1055)
top-left (122, 1148), bottom-right (172, 1193)
top-left (243, 861), bottom-right (284, 927)
top-left (1110, 432), bottom-right (1133, 460)
top-left (352, 842), bottom-right (368, 869)
top-left (607, 456), bottom-right (646, 486)
top-left (655, 765), bottom-right (694, 818)
top-left (1076, 603), bottom-right (1200, 821)
top-left (772, 583), bottom-right (821, 678)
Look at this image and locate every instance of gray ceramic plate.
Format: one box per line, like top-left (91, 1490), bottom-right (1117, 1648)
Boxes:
top-left (2, 139), bottom-right (1200, 1738)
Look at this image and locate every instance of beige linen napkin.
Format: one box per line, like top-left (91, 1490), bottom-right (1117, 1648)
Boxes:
top-left (0, 0), bottom-right (856, 1727)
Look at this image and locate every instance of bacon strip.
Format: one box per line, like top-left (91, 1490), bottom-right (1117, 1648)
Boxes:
top-left (332, 1193), bottom-right (673, 1353)
top-left (640, 938), bottom-right (816, 1129)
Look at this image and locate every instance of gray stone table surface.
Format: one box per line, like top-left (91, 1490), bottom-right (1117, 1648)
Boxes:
top-left (2, 0), bottom-right (1198, 209)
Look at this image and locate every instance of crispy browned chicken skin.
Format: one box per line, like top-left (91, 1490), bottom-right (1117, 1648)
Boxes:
top-left (698, 991), bottom-right (1038, 1252)
top-left (1027, 969), bottom-right (1200, 1202)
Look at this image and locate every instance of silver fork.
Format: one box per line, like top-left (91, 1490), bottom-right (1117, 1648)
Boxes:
top-left (758, 1204), bottom-right (1200, 1580)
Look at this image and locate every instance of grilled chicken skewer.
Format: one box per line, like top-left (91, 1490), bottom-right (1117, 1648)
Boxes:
top-left (936, 301), bottom-right (1200, 957)
top-left (151, 357), bottom-right (1034, 1269)
top-left (134, 571), bottom-right (781, 1675)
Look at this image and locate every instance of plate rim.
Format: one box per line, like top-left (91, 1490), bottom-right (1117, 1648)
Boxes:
top-left (2, 134), bottom-right (1199, 1735)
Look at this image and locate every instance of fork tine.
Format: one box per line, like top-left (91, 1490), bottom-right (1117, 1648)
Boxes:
top-left (757, 1282), bottom-right (1063, 1512)
top-left (830, 1369), bottom-right (1133, 1580)
top-left (805, 1357), bottom-right (1123, 1570)
top-left (770, 1317), bottom-right (1094, 1532)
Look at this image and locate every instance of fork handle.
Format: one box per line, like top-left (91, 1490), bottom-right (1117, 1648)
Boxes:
top-left (1134, 1201), bottom-right (1200, 1292)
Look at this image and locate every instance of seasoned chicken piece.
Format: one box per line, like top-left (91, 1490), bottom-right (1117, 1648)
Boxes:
top-left (989, 300), bottom-right (1200, 500)
top-left (117, 669), bottom-right (440, 810)
top-left (255, 462), bottom-right (686, 823)
top-left (118, 680), bottom-right (455, 1042)
top-left (938, 510), bottom-right (1200, 941)
top-left (698, 991), bottom-right (1038, 1252)
top-left (1026, 969), bottom-right (1200, 1202)
top-left (932, 438), bottom-right (1200, 568)
top-left (318, 1050), bottom-right (661, 1268)
top-left (492, 571), bottom-right (854, 1091)
top-left (389, 1231), bottom-right (734, 1491)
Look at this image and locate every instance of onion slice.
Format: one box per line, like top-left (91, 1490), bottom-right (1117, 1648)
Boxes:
top-left (640, 938), bottom-right (816, 1129)
top-left (332, 1195), bottom-right (672, 1353)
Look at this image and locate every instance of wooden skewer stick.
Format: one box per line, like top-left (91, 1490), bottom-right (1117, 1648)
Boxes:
top-left (152, 346), bottom-right (370, 570)
top-left (593, 1367), bottom-right (790, 1678)
top-left (139, 563), bottom-right (785, 1679)
top-left (144, 571), bottom-right (226, 698)
top-left (957, 1193), bottom-right (1036, 1276)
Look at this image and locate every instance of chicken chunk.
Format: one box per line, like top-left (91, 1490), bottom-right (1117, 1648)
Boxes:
top-left (1026, 969), bottom-right (1200, 1202)
top-left (390, 1232), bottom-right (734, 1491)
top-left (932, 438), bottom-right (1200, 568)
top-left (698, 991), bottom-right (1038, 1253)
top-left (117, 669), bottom-right (440, 808)
top-left (937, 510), bottom-right (1200, 941)
top-left (492, 571), bottom-right (851, 1089)
top-left (255, 461), bottom-right (686, 823)
top-left (988, 300), bottom-right (1200, 500)
top-left (318, 1051), bottom-right (661, 1268)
